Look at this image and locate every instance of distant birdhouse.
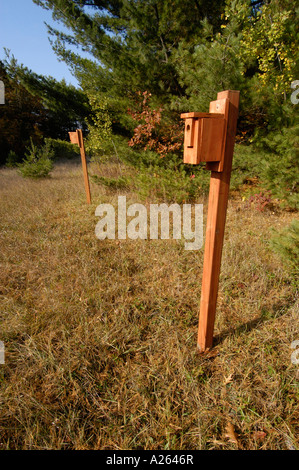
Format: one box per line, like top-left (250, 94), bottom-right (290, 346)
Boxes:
top-left (181, 112), bottom-right (226, 166)
top-left (69, 131), bottom-right (79, 146)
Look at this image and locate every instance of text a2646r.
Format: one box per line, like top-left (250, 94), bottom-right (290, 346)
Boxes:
top-left (106, 454), bottom-right (194, 467)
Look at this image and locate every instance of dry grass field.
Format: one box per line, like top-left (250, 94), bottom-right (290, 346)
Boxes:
top-left (0, 159), bottom-right (298, 450)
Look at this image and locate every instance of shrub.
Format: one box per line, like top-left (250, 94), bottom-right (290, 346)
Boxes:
top-left (18, 139), bottom-right (54, 179)
top-left (134, 164), bottom-right (208, 203)
top-left (84, 94), bottom-right (112, 156)
top-left (247, 190), bottom-right (274, 212)
top-left (91, 175), bottom-right (131, 190)
top-left (44, 138), bottom-right (80, 160)
top-left (128, 91), bottom-right (183, 157)
top-left (230, 137), bottom-right (298, 210)
top-left (230, 144), bottom-right (262, 191)
top-left (5, 150), bottom-right (19, 168)
top-left (256, 123), bottom-right (299, 210)
top-left (270, 219), bottom-right (299, 280)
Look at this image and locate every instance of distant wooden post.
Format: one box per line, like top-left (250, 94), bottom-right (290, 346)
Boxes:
top-left (69, 129), bottom-right (91, 205)
top-left (181, 90), bottom-right (240, 352)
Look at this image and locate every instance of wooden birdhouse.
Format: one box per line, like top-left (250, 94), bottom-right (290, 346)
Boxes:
top-left (181, 111), bottom-right (226, 166)
top-left (69, 131), bottom-right (79, 146)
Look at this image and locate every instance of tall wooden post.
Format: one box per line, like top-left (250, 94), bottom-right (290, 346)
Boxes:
top-left (69, 129), bottom-right (91, 205)
top-left (77, 129), bottom-right (91, 205)
top-left (198, 90), bottom-right (239, 351)
top-left (181, 90), bottom-right (240, 352)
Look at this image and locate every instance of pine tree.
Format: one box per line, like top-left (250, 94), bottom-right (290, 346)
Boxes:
top-left (4, 53), bottom-right (90, 139)
top-left (172, 0), bottom-right (249, 114)
top-left (33, 0), bottom-right (227, 105)
top-left (270, 219), bottom-right (299, 279)
top-left (0, 61), bottom-right (46, 164)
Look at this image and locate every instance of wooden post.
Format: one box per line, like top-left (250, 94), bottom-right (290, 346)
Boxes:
top-left (198, 90), bottom-right (239, 351)
top-left (77, 129), bottom-right (91, 205)
top-left (69, 129), bottom-right (91, 204)
top-left (181, 90), bottom-right (240, 352)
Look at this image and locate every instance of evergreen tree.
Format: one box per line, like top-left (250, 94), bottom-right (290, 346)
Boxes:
top-left (32, 0), bottom-right (228, 105)
top-left (0, 61), bottom-right (46, 165)
top-left (270, 219), bottom-right (299, 279)
top-left (4, 53), bottom-right (90, 139)
top-left (172, 1), bottom-right (248, 114)
top-left (32, 0), bottom-right (277, 138)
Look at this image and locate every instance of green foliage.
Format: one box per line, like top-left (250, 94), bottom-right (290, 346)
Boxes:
top-left (229, 137), bottom-right (298, 210)
top-left (1, 55), bottom-right (90, 165)
top-left (91, 174), bottom-right (130, 190)
top-left (91, 135), bottom-right (210, 203)
top-left (256, 122), bottom-right (299, 209)
top-left (84, 93), bottom-right (112, 155)
top-left (3, 52), bottom-right (90, 140)
top-left (44, 137), bottom-right (80, 160)
top-left (134, 164), bottom-right (209, 203)
top-left (92, 160), bottom-right (209, 204)
top-left (230, 144), bottom-right (261, 190)
top-left (239, 0), bottom-right (298, 100)
top-left (33, 0), bottom-right (226, 103)
top-left (270, 219), bottom-right (299, 280)
top-left (174, 3), bottom-right (246, 113)
top-left (5, 150), bottom-right (19, 168)
top-left (18, 139), bottom-right (54, 179)
top-left (5, 0), bottom-right (298, 209)
top-left (32, 1), bottom-right (297, 135)
top-left (0, 60), bottom-right (45, 166)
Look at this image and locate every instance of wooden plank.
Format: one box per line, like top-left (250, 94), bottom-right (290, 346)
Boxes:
top-left (206, 98), bottom-right (229, 172)
top-left (183, 115), bottom-right (226, 165)
top-left (185, 118), bottom-right (195, 148)
top-left (181, 112), bottom-right (223, 119)
top-left (200, 117), bottom-right (226, 163)
top-left (183, 118), bottom-right (201, 164)
top-left (76, 129), bottom-right (91, 205)
top-left (69, 131), bottom-right (79, 146)
top-left (198, 90), bottom-right (239, 352)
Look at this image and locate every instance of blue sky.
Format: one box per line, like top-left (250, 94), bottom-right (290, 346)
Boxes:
top-left (0, 0), bottom-right (87, 87)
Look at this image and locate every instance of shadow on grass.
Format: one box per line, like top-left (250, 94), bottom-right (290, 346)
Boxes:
top-left (213, 295), bottom-right (295, 347)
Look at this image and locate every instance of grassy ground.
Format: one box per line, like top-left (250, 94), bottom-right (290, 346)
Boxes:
top-left (0, 159), bottom-right (298, 450)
